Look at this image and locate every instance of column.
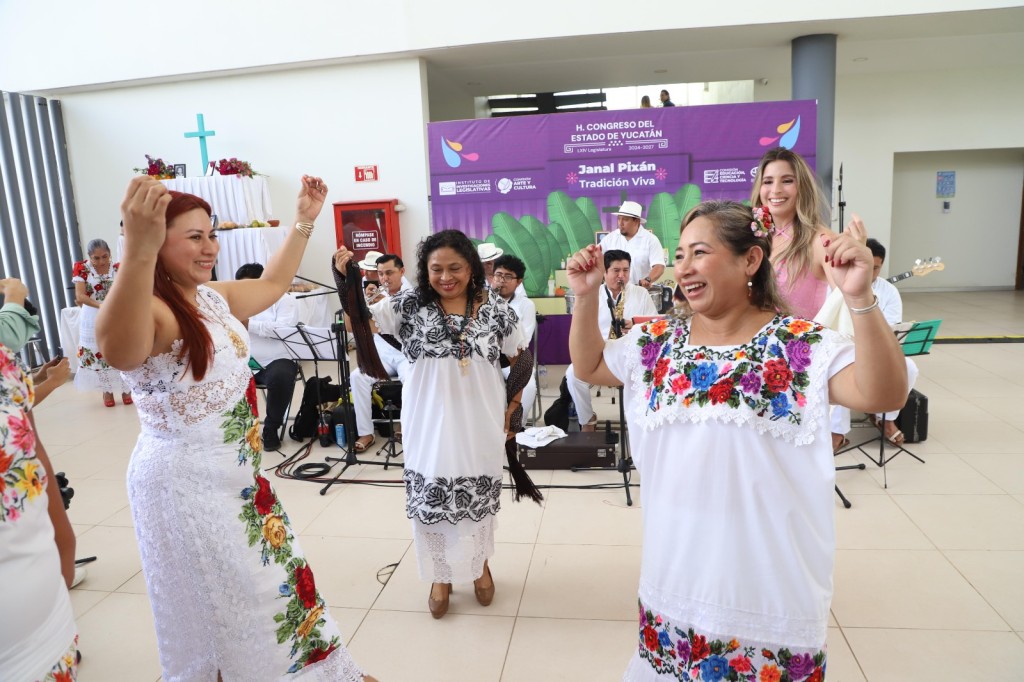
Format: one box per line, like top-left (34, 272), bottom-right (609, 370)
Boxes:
top-left (791, 34), bottom-right (837, 204)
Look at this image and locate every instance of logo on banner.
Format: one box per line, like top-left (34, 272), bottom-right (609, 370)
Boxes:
top-left (439, 182), bottom-right (457, 196)
top-left (440, 137), bottom-right (480, 168)
top-left (759, 116), bottom-right (801, 149)
top-left (497, 178), bottom-right (512, 194)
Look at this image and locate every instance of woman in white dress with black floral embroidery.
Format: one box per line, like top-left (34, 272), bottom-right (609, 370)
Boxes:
top-left (332, 230), bottom-right (529, 619)
top-left (568, 201), bottom-right (907, 682)
top-left (96, 176), bottom-right (375, 681)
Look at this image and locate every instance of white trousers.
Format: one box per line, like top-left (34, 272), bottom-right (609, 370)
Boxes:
top-left (352, 335), bottom-right (410, 437)
top-left (831, 358), bottom-right (919, 434)
top-left (565, 363), bottom-right (595, 425)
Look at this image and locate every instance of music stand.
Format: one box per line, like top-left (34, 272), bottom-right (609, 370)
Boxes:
top-left (274, 323), bottom-right (340, 456)
top-left (319, 313), bottom-right (398, 495)
top-left (849, 319), bottom-right (941, 488)
top-left (568, 385), bottom-right (634, 506)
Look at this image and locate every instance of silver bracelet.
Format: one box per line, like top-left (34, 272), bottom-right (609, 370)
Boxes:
top-left (294, 221), bottom-right (314, 238)
top-left (848, 295), bottom-right (879, 315)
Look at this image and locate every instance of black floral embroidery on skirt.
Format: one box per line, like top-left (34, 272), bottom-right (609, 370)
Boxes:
top-left (404, 469), bottom-right (503, 525)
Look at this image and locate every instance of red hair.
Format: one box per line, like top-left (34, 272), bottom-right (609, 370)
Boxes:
top-left (156, 191), bottom-right (214, 380)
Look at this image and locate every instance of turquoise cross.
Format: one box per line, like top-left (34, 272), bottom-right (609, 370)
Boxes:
top-left (184, 113), bottom-right (216, 171)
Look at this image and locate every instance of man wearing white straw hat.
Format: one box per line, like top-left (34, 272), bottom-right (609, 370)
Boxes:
top-left (478, 242), bottom-right (525, 297)
top-left (598, 200), bottom-right (665, 288)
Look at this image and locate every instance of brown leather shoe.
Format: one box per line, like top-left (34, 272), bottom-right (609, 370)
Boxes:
top-left (428, 583), bottom-right (451, 619)
top-left (474, 562), bottom-right (495, 606)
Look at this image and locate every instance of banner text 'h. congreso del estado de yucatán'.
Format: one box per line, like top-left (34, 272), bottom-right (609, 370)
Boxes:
top-left (427, 100), bottom-right (816, 297)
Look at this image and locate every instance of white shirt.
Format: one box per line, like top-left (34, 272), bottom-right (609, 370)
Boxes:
top-left (598, 225), bottom-right (666, 284)
top-left (505, 292), bottom-right (537, 342)
top-left (247, 294), bottom-right (300, 367)
top-left (598, 282), bottom-right (658, 338)
top-left (872, 277), bottom-right (903, 326)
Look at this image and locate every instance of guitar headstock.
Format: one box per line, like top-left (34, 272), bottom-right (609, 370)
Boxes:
top-left (911, 257), bottom-right (945, 277)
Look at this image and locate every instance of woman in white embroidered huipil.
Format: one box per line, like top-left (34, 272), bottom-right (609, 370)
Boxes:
top-left (96, 176), bottom-right (375, 681)
top-left (72, 239), bottom-right (132, 406)
top-left (332, 230), bottom-right (528, 619)
top-left (568, 201), bottom-right (907, 681)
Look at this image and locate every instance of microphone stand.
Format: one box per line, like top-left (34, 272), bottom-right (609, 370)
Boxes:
top-left (836, 163), bottom-right (846, 233)
top-left (291, 274), bottom-right (338, 300)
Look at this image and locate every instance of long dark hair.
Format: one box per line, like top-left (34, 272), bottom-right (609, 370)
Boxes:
top-left (679, 200), bottom-right (787, 315)
top-left (155, 191), bottom-right (214, 380)
top-left (415, 230), bottom-right (486, 307)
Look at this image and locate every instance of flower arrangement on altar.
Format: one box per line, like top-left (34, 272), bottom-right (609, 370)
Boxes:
top-left (133, 154), bottom-right (176, 179)
top-left (216, 157), bottom-right (259, 177)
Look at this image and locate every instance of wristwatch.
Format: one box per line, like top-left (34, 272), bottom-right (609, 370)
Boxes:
top-left (641, 277), bottom-right (651, 286)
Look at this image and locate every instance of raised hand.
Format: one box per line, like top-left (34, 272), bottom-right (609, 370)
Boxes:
top-left (0, 278), bottom-right (28, 305)
top-left (332, 246), bottom-right (355, 276)
top-left (565, 244), bottom-right (605, 297)
top-left (296, 175), bottom-right (329, 223)
top-left (824, 214), bottom-right (873, 303)
top-left (120, 176), bottom-right (171, 257)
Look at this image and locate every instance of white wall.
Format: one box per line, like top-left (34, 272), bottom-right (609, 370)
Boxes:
top-left (834, 66), bottom-right (1024, 271)
top-left (2, 1), bottom-right (1016, 91)
top-left (60, 59), bottom-right (432, 285)
top-left (890, 149), bottom-right (1023, 290)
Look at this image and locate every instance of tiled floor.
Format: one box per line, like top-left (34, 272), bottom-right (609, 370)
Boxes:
top-left (35, 291), bottom-right (1024, 680)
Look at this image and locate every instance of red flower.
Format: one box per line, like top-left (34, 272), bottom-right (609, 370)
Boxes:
top-left (253, 475), bottom-right (276, 515)
top-left (708, 379), bottom-right (734, 405)
top-left (691, 635), bottom-right (710, 661)
top-left (643, 625), bottom-right (659, 651)
top-left (654, 357), bottom-right (671, 385)
top-left (670, 374), bottom-right (691, 394)
top-left (762, 359), bottom-right (793, 393)
top-left (729, 655), bottom-right (753, 673)
top-left (53, 670), bottom-right (73, 682)
top-left (807, 668), bottom-right (824, 682)
top-left (245, 377), bottom-right (259, 417)
top-left (294, 563), bottom-right (318, 608)
top-left (761, 649), bottom-right (776, 660)
top-left (306, 644), bottom-right (336, 664)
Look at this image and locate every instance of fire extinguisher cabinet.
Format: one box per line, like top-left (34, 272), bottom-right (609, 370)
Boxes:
top-left (332, 200), bottom-right (402, 265)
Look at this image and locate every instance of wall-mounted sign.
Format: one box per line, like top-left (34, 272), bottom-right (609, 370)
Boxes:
top-left (936, 171), bottom-right (955, 198)
top-left (355, 165), bottom-right (378, 182)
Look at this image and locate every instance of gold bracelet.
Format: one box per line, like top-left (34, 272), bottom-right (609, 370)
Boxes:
top-left (294, 222), bottom-right (314, 238)
top-left (848, 295), bottom-right (879, 315)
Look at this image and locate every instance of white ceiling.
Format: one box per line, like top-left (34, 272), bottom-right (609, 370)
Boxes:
top-left (421, 8), bottom-right (1024, 97)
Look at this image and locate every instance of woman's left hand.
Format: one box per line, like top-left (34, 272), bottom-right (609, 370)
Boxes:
top-left (823, 214), bottom-right (874, 304)
top-left (295, 175), bottom-right (329, 223)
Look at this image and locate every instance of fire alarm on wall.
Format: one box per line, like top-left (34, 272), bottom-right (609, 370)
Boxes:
top-left (354, 165), bottom-right (378, 182)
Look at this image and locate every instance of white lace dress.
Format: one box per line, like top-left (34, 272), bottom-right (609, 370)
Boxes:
top-left (371, 288), bottom-right (525, 584)
top-left (72, 259), bottom-right (129, 394)
top-left (122, 286), bottom-right (364, 681)
top-left (603, 315), bottom-right (854, 682)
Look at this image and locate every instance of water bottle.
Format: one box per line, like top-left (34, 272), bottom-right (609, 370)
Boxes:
top-left (567, 402), bottom-right (580, 432)
top-left (538, 365), bottom-right (548, 389)
top-left (335, 423), bottom-right (346, 447)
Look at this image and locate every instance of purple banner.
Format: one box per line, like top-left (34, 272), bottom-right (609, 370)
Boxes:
top-left (428, 100), bottom-right (816, 297)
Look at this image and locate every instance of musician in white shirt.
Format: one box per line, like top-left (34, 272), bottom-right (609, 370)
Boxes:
top-left (566, 250), bottom-right (657, 430)
top-left (831, 239), bottom-right (919, 450)
top-left (235, 263), bottom-right (300, 452)
top-left (351, 253), bottom-right (413, 452)
top-left (598, 200), bottom-right (666, 288)
top-left (491, 254), bottom-right (537, 414)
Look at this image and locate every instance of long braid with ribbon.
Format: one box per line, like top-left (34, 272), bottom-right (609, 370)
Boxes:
top-left (504, 348), bottom-right (543, 504)
top-left (331, 257), bottom-right (389, 380)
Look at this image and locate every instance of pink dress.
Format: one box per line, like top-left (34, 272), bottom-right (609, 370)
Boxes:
top-left (775, 261), bottom-right (827, 320)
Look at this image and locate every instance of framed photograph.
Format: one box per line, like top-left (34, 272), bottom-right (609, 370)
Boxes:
top-left (205, 161), bottom-right (216, 177)
top-left (173, 163), bottom-right (186, 178)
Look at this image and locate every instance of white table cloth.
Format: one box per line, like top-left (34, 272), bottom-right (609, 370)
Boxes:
top-left (216, 227), bottom-right (288, 281)
top-left (160, 175), bottom-right (273, 225)
top-left (59, 288), bottom-right (332, 372)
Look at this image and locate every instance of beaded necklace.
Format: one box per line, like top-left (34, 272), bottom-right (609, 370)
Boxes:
top-left (197, 288), bottom-right (248, 359)
top-left (436, 293), bottom-right (475, 375)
